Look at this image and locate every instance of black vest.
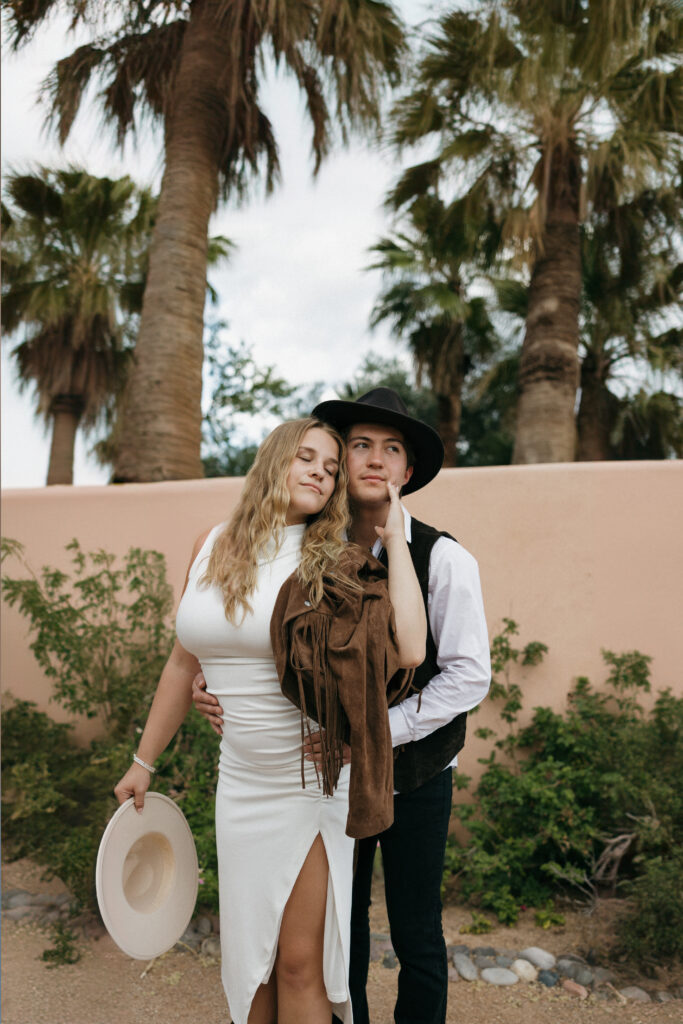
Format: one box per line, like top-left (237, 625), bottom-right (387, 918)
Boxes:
top-left (380, 517), bottom-right (468, 792)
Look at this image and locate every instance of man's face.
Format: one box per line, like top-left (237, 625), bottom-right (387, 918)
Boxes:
top-left (345, 422), bottom-right (413, 505)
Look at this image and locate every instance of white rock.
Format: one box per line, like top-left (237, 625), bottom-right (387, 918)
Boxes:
top-left (481, 967), bottom-right (519, 986)
top-left (32, 893), bottom-right (60, 907)
top-left (453, 952), bottom-right (478, 981)
top-left (519, 946), bottom-right (557, 970)
top-left (619, 986), bottom-right (651, 1003)
top-left (511, 958), bottom-right (538, 982)
top-left (3, 906), bottom-right (35, 921)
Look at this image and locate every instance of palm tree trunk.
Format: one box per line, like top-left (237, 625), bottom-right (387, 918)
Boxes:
top-left (576, 352), bottom-right (615, 461)
top-left (436, 389), bottom-right (462, 467)
top-left (426, 320), bottom-right (465, 467)
top-left (113, 0), bottom-right (231, 482)
top-left (512, 143), bottom-right (582, 463)
top-left (46, 396), bottom-right (83, 485)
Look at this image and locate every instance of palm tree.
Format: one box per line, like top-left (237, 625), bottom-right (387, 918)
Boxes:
top-left (387, 0), bottom-right (682, 462)
top-left (577, 182), bottom-right (682, 460)
top-left (5, 1), bottom-right (406, 482)
top-left (1, 167), bottom-right (155, 485)
top-left (609, 389), bottom-right (683, 459)
top-left (368, 192), bottom-right (499, 465)
top-left (491, 183), bottom-right (683, 461)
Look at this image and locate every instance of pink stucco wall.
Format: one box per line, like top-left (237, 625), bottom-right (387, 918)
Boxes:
top-left (2, 462), bottom-right (681, 784)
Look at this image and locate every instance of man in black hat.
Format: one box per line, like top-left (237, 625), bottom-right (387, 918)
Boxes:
top-left (192, 388), bottom-right (490, 1024)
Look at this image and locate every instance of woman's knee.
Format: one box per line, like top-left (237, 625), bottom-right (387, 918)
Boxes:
top-left (276, 834), bottom-right (328, 992)
top-left (276, 941), bottom-right (322, 991)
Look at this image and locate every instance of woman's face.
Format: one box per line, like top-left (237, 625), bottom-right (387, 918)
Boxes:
top-left (284, 427), bottom-right (340, 525)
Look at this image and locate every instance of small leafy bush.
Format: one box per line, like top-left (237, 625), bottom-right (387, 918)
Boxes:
top-left (1, 696), bottom-right (222, 913)
top-left (1, 537), bottom-right (174, 738)
top-left (1, 538), bottom-right (221, 914)
top-left (534, 901), bottom-right (565, 929)
top-left (0, 697), bottom-right (130, 905)
top-left (446, 619), bottom-right (683, 962)
top-left (459, 911), bottom-right (494, 934)
top-left (615, 850), bottom-right (683, 963)
top-left (40, 923), bottom-right (82, 967)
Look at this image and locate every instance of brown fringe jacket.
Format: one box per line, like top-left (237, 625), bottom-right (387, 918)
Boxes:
top-left (270, 544), bottom-right (414, 839)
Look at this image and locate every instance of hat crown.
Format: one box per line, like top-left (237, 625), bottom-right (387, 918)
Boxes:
top-left (354, 387), bottom-right (410, 418)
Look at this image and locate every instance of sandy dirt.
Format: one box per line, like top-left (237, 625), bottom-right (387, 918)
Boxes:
top-left (2, 858), bottom-right (681, 1024)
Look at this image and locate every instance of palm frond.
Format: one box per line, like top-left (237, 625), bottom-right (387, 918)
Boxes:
top-left (492, 277), bottom-right (528, 319)
top-left (3, 0), bottom-right (66, 47)
top-left (4, 170), bottom-right (65, 220)
top-left (384, 161), bottom-right (440, 211)
top-left (315, 0), bottom-right (406, 130)
top-left (282, 45), bottom-right (331, 174)
top-left (42, 20), bottom-right (188, 145)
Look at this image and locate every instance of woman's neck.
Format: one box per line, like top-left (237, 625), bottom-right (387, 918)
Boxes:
top-left (348, 502), bottom-right (389, 550)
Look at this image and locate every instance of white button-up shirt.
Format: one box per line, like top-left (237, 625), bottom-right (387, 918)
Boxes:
top-left (373, 506), bottom-right (491, 764)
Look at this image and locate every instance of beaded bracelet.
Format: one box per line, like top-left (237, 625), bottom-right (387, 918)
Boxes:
top-left (133, 753), bottom-right (157, 774)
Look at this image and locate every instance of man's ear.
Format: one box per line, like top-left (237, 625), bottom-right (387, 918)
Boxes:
top-left (402, 465), bottom-right (414, 489)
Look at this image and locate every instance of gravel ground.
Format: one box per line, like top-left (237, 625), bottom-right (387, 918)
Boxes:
top-left (2, 858), bottom-right (681, 1024)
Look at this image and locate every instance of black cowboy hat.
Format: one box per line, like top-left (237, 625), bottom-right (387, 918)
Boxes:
top-left (312, 387), bottom-right (444, 495)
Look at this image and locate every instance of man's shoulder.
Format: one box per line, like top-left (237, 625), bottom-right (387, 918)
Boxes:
top-left (407, 516), bottom-right (480, 578)
top-left (430, 539), bottom-right (482, 602)
top-left (409, 515), bottom-right (457, 544)
top-left (409, 516), bottom-right (456, 548)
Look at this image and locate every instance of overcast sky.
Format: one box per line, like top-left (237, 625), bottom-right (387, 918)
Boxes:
top-left (1, 3), bottom-right (432, 487)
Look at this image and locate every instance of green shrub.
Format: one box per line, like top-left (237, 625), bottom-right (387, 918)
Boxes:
top-left (40, 922), bottom-right (82, 967)
top-left (1, 696), bottom-right (222, 913)
top-left (446, 619), bottom-right (683, 963)
top-left (534, 901), bottom-right (565, 930)
top-left (459, 911), bottom-right (494, 934)
top-left (615, 850), bottom-right (683, 963)
top-left (1, 698), bottom-right (129, 906)
top-left (1, 538), bottom-right (222, 914)
top-left (1, 537), bottom-right (174, 738)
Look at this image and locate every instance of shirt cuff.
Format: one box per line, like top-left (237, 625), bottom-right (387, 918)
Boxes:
top-left (388, 703), bottom-right (413, 747)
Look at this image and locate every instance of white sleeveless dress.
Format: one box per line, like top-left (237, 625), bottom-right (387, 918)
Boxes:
top-left (175, 523), bottom-right (354, 1024)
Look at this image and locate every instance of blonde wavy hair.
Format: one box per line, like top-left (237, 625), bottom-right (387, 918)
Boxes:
top-left (203, 418), bottom-right (357, 621)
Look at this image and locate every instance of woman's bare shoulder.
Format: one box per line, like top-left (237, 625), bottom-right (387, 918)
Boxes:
top-left (191, 527), bottom-right (213, 559)
top-left (180, 525), bottom-right (223, 595)
top-left (188, 523), bottom-right (226, 565)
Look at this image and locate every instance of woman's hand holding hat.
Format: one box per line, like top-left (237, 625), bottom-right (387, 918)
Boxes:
top-left (114, 761), bottom-right (152, 813)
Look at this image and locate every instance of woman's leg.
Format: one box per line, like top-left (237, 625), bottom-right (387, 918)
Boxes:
top-left (248, 976), bottom-right (276, 1024)
top-left (275, 833), bottom-right (332, 1024)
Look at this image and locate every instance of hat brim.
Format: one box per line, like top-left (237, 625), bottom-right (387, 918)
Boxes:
top-left (313, 399), bottom-right (444, 494)
top-left (96, 793), bottom-right (198, 960)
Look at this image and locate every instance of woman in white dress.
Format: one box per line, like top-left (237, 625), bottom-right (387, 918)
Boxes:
top-left (113, 417), bottom-right (425, 1024)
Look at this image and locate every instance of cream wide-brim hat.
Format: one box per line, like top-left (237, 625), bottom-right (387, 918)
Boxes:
top-left (96, 793), bottom-right (199, 960)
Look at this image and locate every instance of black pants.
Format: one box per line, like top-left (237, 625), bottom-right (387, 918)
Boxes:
top-left (349, 768), bottom-right (453, 1024)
